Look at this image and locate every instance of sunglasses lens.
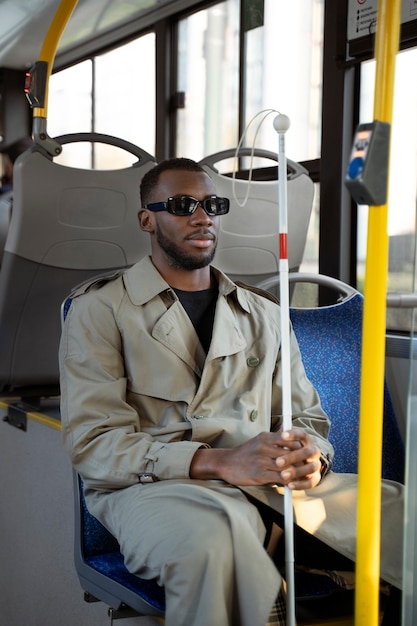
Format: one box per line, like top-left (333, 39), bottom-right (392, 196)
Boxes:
top-left (201, 197), bottom-right (230, 215)
top-left (170, 196), bottom-right (196, 215)
top-left (167, 196), bottom-right (230, 215)
top-left (212, 197), bottom-right (229, 215)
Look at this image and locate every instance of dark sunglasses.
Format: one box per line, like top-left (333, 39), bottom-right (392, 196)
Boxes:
top-left (146, 195), bottom-right (230, 216)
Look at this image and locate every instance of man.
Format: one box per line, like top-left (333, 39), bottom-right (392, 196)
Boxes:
top-left (59, 158), bottom-right (403, 626)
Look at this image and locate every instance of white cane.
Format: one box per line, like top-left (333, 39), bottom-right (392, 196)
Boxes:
top-left (274, 113), bottom-right (296, 626)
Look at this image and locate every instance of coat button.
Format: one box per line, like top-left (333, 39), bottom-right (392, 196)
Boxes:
top-left (194, 415), bottom-right (205, 420)
top-left (247, 355), bottom-right (260, 367)
top-left (249, 409), bottom-right (258, 422)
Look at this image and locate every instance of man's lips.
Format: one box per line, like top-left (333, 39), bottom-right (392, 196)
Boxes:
top-left (186, 231), bottom-right (215, 247)
top-left (186, 230), bottom-right (215, 241)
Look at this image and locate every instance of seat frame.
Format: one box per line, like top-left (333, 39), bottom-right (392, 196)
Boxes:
top-left (73, 472), bottom-right (165, 621)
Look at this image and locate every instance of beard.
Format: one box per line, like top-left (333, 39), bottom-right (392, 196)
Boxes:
top-left (155, 223), bottom-right (217, 270)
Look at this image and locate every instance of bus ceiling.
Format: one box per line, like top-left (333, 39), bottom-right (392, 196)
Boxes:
top-left (0, 0), bottom-right (192, 72)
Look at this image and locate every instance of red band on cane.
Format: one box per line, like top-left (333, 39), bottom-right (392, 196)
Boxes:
top-left (279, 233), bottom-right (288, 260)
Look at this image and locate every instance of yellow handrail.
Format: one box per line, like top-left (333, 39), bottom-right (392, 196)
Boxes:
top-left (355, 1), bottom-right (401, 624)
top-left (33, 0), bottom-right (79, 119)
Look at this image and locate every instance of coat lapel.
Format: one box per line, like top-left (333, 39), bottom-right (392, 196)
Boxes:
top-left (152, 301), bottom-right (205, 376)
top-left (208, 295), bottom-right (247, 360)
top-left (123, 257), bottom-right (249, 375)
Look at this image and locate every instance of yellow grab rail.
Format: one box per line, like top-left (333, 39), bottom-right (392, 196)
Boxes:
top-left (33, 0), bottom-right (79, 119)
top-left (25, 0), bottom-right (78, 156)
top-left (355, 1), bottom-right (401, 624)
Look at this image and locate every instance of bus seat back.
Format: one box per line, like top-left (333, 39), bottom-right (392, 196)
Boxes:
top-left (0, 134), bottom-right (156, 395)
top-left (257, 272), bottom-right (405, 482)
top-left (200, 148), bottom-right (314, 285)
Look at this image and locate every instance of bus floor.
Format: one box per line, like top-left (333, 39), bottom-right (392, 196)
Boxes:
top-left (297, 590), bottom-right (354, 625)
top-left (296, 589), bottom-right (387, 625)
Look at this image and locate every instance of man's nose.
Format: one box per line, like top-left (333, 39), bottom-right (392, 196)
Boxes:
top-left (190, 203), bottom-right (214, 223)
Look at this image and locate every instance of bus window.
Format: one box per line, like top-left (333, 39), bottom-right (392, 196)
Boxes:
top-left (242, 0), bottom-right (324, 163)
top-left (358, 48), bottom-right (417, 331)
top-left (299, 182), bottom-right (319, 275)
top-left (48, 33), bottom-right (156, 169)
top-left (176, 0), bottom-right (324, 166)
top-left (176, 0), bottom-right (322, 274)
top-left (176, 0), bottom-right (240, 163)
top-left (94, 33), bottom-right (155, 166)
top-left (49, 61), bottom-right (93, 168)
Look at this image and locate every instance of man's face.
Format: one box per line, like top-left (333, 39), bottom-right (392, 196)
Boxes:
top-left (146, 169), bottom-right (220, 271)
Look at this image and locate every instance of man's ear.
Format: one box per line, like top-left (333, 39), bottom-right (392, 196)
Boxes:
top-left (138, 209), bottom-right (156, 233)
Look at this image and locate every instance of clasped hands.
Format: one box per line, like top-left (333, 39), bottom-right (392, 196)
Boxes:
top-left (190, 428), bottom-right (323, 490)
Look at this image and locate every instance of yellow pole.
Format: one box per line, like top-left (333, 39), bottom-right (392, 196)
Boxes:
top-left (355, 1), bottom-right (401, 625)
top-left (33, 0), bottom-right (79, 119)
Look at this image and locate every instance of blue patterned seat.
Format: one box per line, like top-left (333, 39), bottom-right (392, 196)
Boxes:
top-left (289, 289), bottom-right (404, 481)
top-left (74, 472), bottom-right (165, 618)
top-left (257, 272), bottom-right (404, 481)
top-left (256, 272), bottom-right (405, 604)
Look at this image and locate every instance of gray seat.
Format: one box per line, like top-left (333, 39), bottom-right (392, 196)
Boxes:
top-left (0, 133), bottom-right (156, 397)
top-left (199, 148), bottom-right (314, 285)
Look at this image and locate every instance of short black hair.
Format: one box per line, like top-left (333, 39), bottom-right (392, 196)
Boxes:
top-left (140, 157), bottom-right (208, 206)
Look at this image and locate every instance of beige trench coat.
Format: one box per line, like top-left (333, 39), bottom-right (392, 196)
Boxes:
top-left (59, 256), bottom-right (403, 589)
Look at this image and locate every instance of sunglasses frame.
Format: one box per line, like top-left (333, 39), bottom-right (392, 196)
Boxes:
top-left (146, 195), bottom-right (230, 216)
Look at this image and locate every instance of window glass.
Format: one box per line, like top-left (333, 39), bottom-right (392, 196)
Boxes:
top-left (358, 49), bottom-right (417, 331)
top-left (176, 0), bottom-right (321, 274)
top-left (242, 0), bottom-right (323, 274)
top-left (176, 0), bottom-right (323, 165)
top-left (299, 182), bottom-right (319, 274)
top-left (176, 0), bottom-right (240, 162)
top-left (48, 61), bottom-right (93, 168)
top-left (48, 33), bottom-right (156, 169)
top-left (242, 0), bottom-right (324, 163)
top-left (95, 33), bottom-right (156, 167)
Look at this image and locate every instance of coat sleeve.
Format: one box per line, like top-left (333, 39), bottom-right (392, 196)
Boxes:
top-left (270, 322), bottom-right (335, 463)
top-left (59, 287), bottom-right (203, 492)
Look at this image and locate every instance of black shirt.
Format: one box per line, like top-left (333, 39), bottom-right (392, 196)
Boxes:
top-left (173, 285), bottom-right (218, 354)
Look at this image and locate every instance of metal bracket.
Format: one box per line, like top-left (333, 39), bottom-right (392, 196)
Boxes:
top-left (3, 401), bottom-right (29, 431)
top-left (32, 117), bottom-right (63, 158)
top-left (108, 605), bottom-right (139, 624)
top-left (83, 591), bottom-right (100, 603)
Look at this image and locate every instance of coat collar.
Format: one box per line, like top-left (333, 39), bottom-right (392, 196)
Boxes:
top-left (122, 255), bottom-right (252, 314)
top-left (122, 257), bottom-right (250, 376)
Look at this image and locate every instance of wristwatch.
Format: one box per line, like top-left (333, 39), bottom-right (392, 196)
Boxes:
top-left (319, 454), bottom-right (332, 481)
